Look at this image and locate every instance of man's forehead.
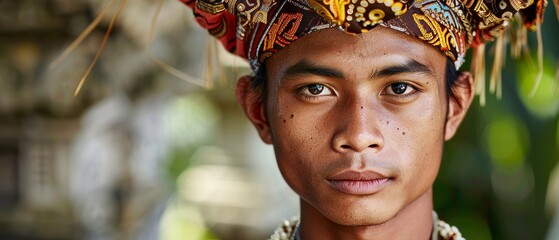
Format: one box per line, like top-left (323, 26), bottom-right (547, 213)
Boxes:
top-left (268, 27), bottom-right (444, 77)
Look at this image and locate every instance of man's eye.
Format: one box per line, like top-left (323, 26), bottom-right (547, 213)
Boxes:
top-left (301, 84), bottom-right (332, 96)
top-left (385, 82), bottom-right (416, 95)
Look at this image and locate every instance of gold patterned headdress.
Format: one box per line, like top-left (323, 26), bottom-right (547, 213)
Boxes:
top-left (185, 0), bottom-right (553, 102)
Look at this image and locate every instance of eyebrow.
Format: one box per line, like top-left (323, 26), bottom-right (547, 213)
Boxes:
top-left (280, 58), bottom-right (434, 82)
top-left (371, 59), bottom-right (434, 79)
top-left (282, 60), bottom-right (345, 81)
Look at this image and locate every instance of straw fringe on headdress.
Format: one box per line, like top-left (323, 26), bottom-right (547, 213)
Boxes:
top-left (51, 0), bottom-right (208, 96)
top-left (470, 0), bottom-right (549, 105)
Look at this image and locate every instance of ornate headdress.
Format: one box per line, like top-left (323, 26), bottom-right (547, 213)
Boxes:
top-left (182, 0), bottom-right (553, 103)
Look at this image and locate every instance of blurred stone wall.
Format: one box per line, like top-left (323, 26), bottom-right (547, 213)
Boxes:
top-left (0, 1), bottom-right (301, 240)
top-left (0, 0), bottom-right (205, 239)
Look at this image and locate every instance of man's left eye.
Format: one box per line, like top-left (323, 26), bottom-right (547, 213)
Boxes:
top-left (384, 82), bottom-right (416, 95)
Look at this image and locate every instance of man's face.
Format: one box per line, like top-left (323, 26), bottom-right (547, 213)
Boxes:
top-left (252, 27), bottom-right (460, 225)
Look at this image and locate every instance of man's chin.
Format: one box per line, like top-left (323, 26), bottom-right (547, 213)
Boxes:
top-left (327, 211), bottom-right (396, 227)
top-left (314, 198), bottom-right (402, 226)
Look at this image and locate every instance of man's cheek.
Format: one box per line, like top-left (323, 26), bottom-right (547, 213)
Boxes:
top-left (409, 129), bottom-right (443, 179)
top-left (395, 116), bottom-right (443, 166)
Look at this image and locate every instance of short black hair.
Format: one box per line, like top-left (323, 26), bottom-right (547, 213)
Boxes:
top-left (251, 57), bottom-right (461, 108)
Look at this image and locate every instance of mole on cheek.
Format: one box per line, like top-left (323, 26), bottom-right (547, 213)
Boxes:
top-left (402, 132), bottom-right (406, 135)
top-left (283, 119), bottom-right (286, 123)
top-left (290, 114), bottom-right (294, 119)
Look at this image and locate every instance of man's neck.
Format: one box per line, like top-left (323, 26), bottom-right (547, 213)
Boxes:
top-left (298, 188), bottom-right (434, 240)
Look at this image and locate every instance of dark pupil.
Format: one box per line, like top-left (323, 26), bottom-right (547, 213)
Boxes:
top-left (391, 83), bottom-right (407, 94)
top-left (308, 84), bottom-right (324, 95)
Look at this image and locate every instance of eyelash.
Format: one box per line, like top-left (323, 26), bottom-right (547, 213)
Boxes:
top-left (382, 82), bottom-right (421, 99)
top-left (298, 94), bottom-right (321, 101)
top-left (295, 84), bottom-right (334, 102)
top-left (296, 87), bottom-right (323, 101)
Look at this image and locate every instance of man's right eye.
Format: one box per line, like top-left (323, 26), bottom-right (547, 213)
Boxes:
top-left (301, 84), bottom-right (332, 96)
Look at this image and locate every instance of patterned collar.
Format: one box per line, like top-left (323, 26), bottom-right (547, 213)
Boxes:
top-left (269, 211), bottom-right (465, 240)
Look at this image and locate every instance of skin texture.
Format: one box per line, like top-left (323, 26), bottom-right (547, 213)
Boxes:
top-left (236, 26), bottom-right (474, 240)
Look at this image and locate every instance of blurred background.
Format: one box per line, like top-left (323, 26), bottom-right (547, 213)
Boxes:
top-left (0, 0), bottom-right (557, 239)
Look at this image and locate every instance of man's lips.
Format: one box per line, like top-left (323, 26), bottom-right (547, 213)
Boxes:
top-left (326, 170), bottom-right (392, 195)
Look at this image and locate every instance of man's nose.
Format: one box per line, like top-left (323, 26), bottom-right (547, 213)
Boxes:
top-left (331, 103), bottom-right (384, 153)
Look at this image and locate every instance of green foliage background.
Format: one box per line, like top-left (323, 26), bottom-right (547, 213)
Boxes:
top-left (434, 6), bottom-right (559, 239)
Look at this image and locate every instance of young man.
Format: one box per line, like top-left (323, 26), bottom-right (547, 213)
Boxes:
top-left (240, 27), bottom-right (472, 240)
top-left (181, 0), bottom-right (546, 238)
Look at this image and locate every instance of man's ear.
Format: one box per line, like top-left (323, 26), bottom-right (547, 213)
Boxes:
top-left (236, 76), bottom-right (273, 144)
top-left (445, 72), bottom-right (475, 141)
